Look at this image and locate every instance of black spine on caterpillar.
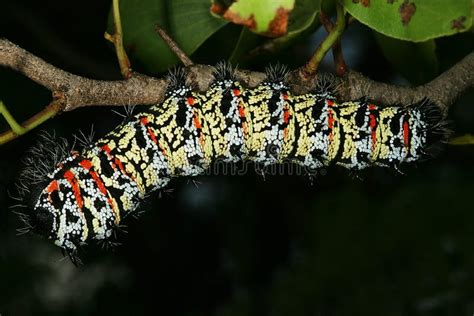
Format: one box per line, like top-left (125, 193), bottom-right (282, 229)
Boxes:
top-left (14, 64), bottom-right (448, 257)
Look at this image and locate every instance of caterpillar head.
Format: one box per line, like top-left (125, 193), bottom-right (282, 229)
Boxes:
top-left (15, 132), bottom-right (117, 263)
top-left (30, 165), bottom-right (89, 254)
top-left (14, 156), bottom-right (91, 268)
top-left (25, 153), bottom-right (123, 260)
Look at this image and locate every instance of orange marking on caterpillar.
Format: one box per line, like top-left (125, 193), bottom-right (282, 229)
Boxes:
top-left (114, 158), bottom-right (125, 174)
top-left (283, 108), bottom-right (290, 124)
top-left (90, 169), bottom-right (116, 214)
top-left (370, 114), bottom-right (377, 147)
top-left (147, 127), bottom-right (158, 144)
top-left (91, 172), bottom-right (115, 211)
top-left (99, 146), bottom-right (136, 185)
top-left (403, 121), bottom-right (410, 148)
top-left (238, 103), bottom-right (248, 135)
top-left (193, 113), bottom-right (202, 130)
top-left (101, 144), bottom-right (112, 158)
top-left (187, 97), bottom-right (195, 106)
top-left (64, 170), bottom-right (83, 210)
top-left (79, 159), bottom-right (116, 212)
top-left (199, 135), bottom-right (205, 149)
top-left (141, 118), bottom-right (168, 157)
top-left (46, 180), bottom-right (59, 193)
top-left (139, 116), bottom-right (159, 145)
top-left (368, 104), bottom-right (377, 148)
top-left (238, 104), bottom-right (245, 118)
top-left (233, 89), bottom-right (240, 96)
top-left (140, 117), bottom-right (149, 125)
top-left (283, 107), bottom-right (291, 140)
top-left (193, 113), bottom-right (206, 148)
top-left (327, 100), bottom-right (335, 142)
top-left (114, 156), bottom-right (136, 181)
top-left (79, 159), bottom-right (92, 170)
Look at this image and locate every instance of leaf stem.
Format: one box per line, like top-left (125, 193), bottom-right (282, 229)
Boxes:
top-left (301, 3), bottom-right (346, 78)
top-left (104, 0), bottom-right (132, 79)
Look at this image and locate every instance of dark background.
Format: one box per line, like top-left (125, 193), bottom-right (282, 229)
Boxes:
top-left (1, 1), bottom-right (474, 315)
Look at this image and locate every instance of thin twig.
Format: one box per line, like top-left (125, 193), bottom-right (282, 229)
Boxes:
top-left (0, 101), bottom-right (62, 145)
top-left (0, 100), bottom-right (27, 135)
top-left (300, 3), bottom-right (346, 79)
top-left (155, 24), bottom-right (194, 67)
top-left (104, 0), bottom-right (132, 79)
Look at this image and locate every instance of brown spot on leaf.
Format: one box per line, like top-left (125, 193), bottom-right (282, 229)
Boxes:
top-left (210, 3), bottom-right (226, 15)
top-left (399, 0), bottom-right (416, 26)
top-left (210, 1), bottom-right (237, 15)
top-left (212, 3), bottom-right (291, 37)
top-left (387, 0), bottom-right (397, 4)
top-left (451, 16), bottom-right (466, 30)
top-left (266, 7), bottom-right (290, 37)
top-left (222, 10), bottom-right (257, 31)
top-left (352, 0), bottom-right (360, 3)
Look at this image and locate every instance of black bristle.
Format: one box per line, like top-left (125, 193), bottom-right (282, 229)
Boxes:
top-left (213, 61), bottom-right (237, 81)
top-left (73, 125), bottom-right (95, 149)
top-left (166, 67), bottom-right (189, 93)
top-left (314, 73), bottom-right (339, 96)
top-left (265, 63), bottom-right (289, 83)
top-left (13, 131), bottom-right (71, 236)
top-left (415, 99), bottom-right (451, 157)
top-left (16, 131), bottom-right (70, 199)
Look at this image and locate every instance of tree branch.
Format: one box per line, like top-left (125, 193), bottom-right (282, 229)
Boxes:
top-left (0, 38), bottom-right (167, 111)
top-left (0, 38), bottom-right (472, 144)
top-left (338, 50), bottom-right (474, 112)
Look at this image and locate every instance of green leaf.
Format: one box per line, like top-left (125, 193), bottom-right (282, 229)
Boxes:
top-left (374, 32), bottom-right (438, 84)
top-left (110, 0), bottom-right (227, 73)
top-left (286, 0), bottom-right (321, 34)
top-left (211, 0), bottom-right (296, 37)
top-left (342, 0), bottom-right (473, 42)
top-left (229, 28), bottom-right (266, 63)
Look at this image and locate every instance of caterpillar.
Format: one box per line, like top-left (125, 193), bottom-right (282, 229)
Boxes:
top-left (15, 64), bottom-right (445, 262)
